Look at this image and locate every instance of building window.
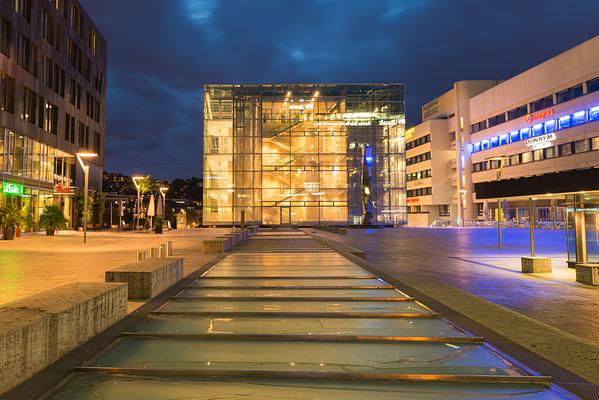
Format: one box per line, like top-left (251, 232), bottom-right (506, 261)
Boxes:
top-left (67, 38), bottom-right (77, 67)
top-left (471, 120), bottom-right (487, 133)
top-left (530, 95), bottom-right (553, 112)
top-left (93, 132), bottom-right (101, 155)
top-left (589, 106), bottom-right (599, 122)
top-left (587, 77), bottom-right (599, 94)
top-left (571, 111), bottom-right (586, 126)
top-left (21, 86), bottom-right (36, 124)
top-left (89, 27), bottom-right (98, 55)
top-left (0, 18), bottom-right (11, 57)
top-left (488, 113), bottom-right (506, 128)
top-left (521, 152), bottom-right (532, 163)
top-left (531, 123), bottom-right (543, 136)
top-left (15, 0), bottom-right (32, 23)
top-left (556, 84), bottom-right (583, 104)
top-left (532, 149), bottom-right (543, 161)
top-left (406, 134), bottom-right (430, 150)
top-left (509, 154), bottom-right (520, 166)
top-left (543, 146), bottom-right (556, 159)
top-left (0, 74), bottom-right (15, 114)
top-left (507, 105), bottom-right (528, 121)
top-left (558, 143), bottom-right (572, 156)
top-left (545, 119), bottom-right (556, 133)
top-left (17, 33), bottom-right (31, 71)
top-left (78, 122), bottom-right (85, 147)
top-left (69, 78), bottom-right (77, 105)
top-left (439, 205), bottom-right (450, 217)
top-left (558, 115), bottom-right (571, 130)
top-left (592, 136), bottom-right (599, 151)
top-left (573, 139), bottom-right (589, 154)
top-left (44, 102), bottom-right (58, 135)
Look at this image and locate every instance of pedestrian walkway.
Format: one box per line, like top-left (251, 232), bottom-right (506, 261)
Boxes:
top-left (44, 230), bottom-right (575, 399)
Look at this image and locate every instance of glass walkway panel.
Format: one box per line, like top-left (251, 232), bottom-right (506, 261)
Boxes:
top-left (47, 230), bottom-right (577, 400)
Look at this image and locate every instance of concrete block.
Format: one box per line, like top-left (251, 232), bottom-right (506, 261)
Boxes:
top-left (204, 237), bottom-right (232, 253)
top-left (223, 233), bottom-right (239, 247)
top-left (521, 257), bottom-right (552, 273)
top-left (576, 263), bottom-right (599, 286)
top-left (106, 258), bottom-right (184, 299)
top-left (0, 282), bottom-right (127, 394)
top-left (166, 240), bottom-right (173, 256)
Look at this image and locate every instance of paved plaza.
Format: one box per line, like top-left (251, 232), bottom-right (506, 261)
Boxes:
top-left (311, 227), bottom-right (599, 384)
top-left (0, 228), bottom-right (228, 307)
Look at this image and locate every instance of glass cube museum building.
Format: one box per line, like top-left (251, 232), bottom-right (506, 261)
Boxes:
top-left (203, 84), bottom-right (406, 226)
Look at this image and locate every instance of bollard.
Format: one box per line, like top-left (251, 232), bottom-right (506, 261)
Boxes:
top-left (150, 246), bottom-right (159, 258)
top-left (166, 240), bottom-right (173, 256)
top-left (136, 251), bottom-right (146, 261)
top-left (159, 243), bottom-right (167, 258)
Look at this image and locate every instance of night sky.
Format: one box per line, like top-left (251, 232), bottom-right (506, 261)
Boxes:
top-left (82, 0), bottom-right (599, 180)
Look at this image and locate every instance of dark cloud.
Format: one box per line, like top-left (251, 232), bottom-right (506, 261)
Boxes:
top-left (81, 0), bottom-right (599, 180)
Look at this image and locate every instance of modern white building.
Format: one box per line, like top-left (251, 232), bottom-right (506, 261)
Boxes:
top-left (406, 81), bottom-right (499, 226)
top-left (469, 34), bottom-right (599, 265)
top-left (408, 34), bottom-right (599, 265)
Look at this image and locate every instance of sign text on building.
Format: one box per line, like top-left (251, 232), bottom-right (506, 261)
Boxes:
top-left (526, 132), bottom-right (556, 150)
top-left (2, 183), bottom-right (24, 195)
top-left (525, 109), bottom-right (554, 123)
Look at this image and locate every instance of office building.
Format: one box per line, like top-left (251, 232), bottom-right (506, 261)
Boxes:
top-left (469, 35), bottom-right (599, 264)
top-left (203, 84), bottom-right (406, 226)
top-left (0, 0), bottom-right (106, 230)
top-left (409, 35), bottom-right (599, 264)
top-left (406, 81), bottom-right (499, 226)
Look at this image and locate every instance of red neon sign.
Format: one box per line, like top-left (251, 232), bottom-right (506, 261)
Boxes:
top-left (525, 109), bottom-right (554, 123)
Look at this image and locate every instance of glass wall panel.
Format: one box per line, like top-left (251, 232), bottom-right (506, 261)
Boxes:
top-left (203, 84), bottom-right (405, 225)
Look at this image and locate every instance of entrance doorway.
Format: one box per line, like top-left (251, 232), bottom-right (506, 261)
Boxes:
top-left (280, 206), bottom-right (291, 226)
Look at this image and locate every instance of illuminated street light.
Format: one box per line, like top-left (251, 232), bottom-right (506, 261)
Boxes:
top-left (159, 187), bottom-right (169, 227)
top-left (76, 153), bottom-right (97, 244)
top-left (131, 176), bottom-right (144, 230)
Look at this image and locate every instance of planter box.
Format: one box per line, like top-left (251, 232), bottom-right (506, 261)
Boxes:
top-left (521, 257), bottom-right (552, 273)
top-left (105, 258), bottom-right (184, 299)
top-left (576, 263), bottom-right (599, 286)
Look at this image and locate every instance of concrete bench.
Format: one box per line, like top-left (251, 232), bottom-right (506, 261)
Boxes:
top-left (246, 226), bottom-right (259, 233)
top-left (203, 237), bottom-right (232, 253)
top-left (576, 263), bottom-right (599, 286)
top-left (105, 258), bottom-right (184, 299)
top-left (521, 256), bottom-right (552, 273)
top-left (0, 282), bottom-right (127, 394)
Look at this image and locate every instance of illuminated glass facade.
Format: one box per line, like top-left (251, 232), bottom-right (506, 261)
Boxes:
top-left (203, 84), bottom-right (406, 226)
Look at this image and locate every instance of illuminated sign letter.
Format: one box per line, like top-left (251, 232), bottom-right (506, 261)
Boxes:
top-left (2, 183), bottom-right (24, 195)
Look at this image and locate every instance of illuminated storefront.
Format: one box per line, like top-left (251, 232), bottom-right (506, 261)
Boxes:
top-left (1, 130), bottom-right (75, 231)
top-left (203, 84), bottom-right (406, 226)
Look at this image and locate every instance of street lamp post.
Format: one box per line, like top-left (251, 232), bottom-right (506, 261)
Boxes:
top-left (485, 155), bottom-right (509, 249)
top-left (132, 176), bottom-right (144, 231)
top-left (76, 153), bottom-right (97, 244)
top-left (159, 187), bottom-right (169, 227)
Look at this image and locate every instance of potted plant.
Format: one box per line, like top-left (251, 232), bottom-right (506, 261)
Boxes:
top-left (0, 203), bottom-right (23, 240)
top-left (39, 205), bottom-right (67, 236)
top-left (154, 215), bottom-right (163, 234)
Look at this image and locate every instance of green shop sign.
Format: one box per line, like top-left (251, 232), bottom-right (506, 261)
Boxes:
top-left (2, 183), bottom-right (24, 195)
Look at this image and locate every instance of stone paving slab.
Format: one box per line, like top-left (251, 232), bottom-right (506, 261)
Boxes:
top-left (0, 229), bottom-right (226, 306)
